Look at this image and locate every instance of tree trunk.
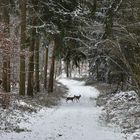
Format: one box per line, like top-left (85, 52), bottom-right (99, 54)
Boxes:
top-left (78, 64), bottom-right (81, 77)
top-left (34, 35), bottom-right (40, 92)
top-left (2, 61), bottom-right (8, 91)
top-left (7, 60), bottom-right (10, 91)
top-left (19, 0), bottom-right (27, 96)
top-left (48, 36), bottom-right (58, 93)
top-left (58, 59), bottom-right (62, 76)
top-left (48, 46), bottom-right (55, 92)
top-left (44, 47), bottom-right (48, 89)
top-left (27, 0), bottom-right (38, 96)
top-left (2, 0), bottom-right (10, 92)
top-left (66, 60), bottom-right (70, 78)
top-left (27, 31), bottom-right (35, 96)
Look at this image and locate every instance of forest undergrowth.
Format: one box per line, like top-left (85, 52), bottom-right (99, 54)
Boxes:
top-left (0, 81), bottom-right (67, 133)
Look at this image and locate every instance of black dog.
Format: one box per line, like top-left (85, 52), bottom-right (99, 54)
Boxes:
top-left (74, 95), bottom-right (81, 101)
top-left (66, 96), bottom-right (75, 102)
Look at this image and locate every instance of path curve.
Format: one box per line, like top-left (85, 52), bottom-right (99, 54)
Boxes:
top-left (0, 78), bottom-right (125, 140)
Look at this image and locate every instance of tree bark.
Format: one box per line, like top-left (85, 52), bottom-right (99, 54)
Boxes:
top-left (27, 0), bottom-right (38, 96)
top-left (2, 0), bottom-right (10, 92)
top-left (19, 0), bottom-right (27, 96)
top-left (66, 60), bottom-right (70, 78)
top-left (48, 36), bottom-right (58, 93)
top-left (27, 31), bottom-right (35, 96)
top-left (34, 35), bottom-right (40, 92)
top-left (2, 61), bottom-right (8, 91)
top-left (44, 47), bottom-right (48, 89)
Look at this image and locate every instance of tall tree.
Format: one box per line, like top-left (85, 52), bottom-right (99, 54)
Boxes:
top-left (48, 35), bottom-right (58, 93)
top-left (27, 0), bottom-right (38, 96)
top-left (1, 0), bottom-right (10, 92)
top-left (44, 46), bottom-right (48, 89)
top-left (34, 35), bottom-right (40, 92)
top-left (19, 0), bottom-right (27, 96)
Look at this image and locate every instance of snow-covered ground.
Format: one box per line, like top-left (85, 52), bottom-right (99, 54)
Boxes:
top-left (98, 90), bottom-right (140, 140)
top-left (0, 78), bottom-right (125, 140)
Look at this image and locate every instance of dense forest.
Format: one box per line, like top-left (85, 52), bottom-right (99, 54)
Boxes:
top-left (0, 0), bottom-right (140, 96)
top-left (0, 0), bottom-right (140, 140)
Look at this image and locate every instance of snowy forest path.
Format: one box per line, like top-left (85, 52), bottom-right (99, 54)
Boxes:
top-left (0, 78), bottom-right (125, 140)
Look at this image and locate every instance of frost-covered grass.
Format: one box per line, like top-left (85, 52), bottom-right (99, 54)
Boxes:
top-left (0, 99), bottom-right (36, 133)
top-left (0, 81), bottom-right (66, 134)
top-left (97, 89), bottom-right (140, 140)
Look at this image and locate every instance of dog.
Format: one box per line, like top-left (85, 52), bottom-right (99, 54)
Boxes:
top-left (66, 96), bottom-right (75, 102)
top-left (74, 95), bottom-right (81, 102)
